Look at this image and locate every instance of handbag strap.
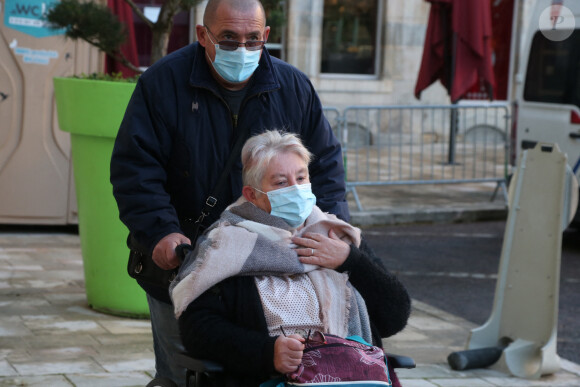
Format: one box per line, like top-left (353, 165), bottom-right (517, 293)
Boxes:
top-left (128, 129), bottom-right (251, 255)
top-left (194, 126), bottom-right (252, 226)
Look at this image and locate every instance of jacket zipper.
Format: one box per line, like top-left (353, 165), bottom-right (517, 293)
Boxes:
top-left (303, 342), bottom-right (369, 353)
top-left (205, 86), bottom-right (267, 131)
top-left (234, 91), bottom-right (267, 130)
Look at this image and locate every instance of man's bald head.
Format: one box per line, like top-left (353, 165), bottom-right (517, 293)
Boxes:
top-left (203, 0), bottom-right (266, 26)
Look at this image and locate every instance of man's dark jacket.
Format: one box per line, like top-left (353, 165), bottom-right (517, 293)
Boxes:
top-left (110, 43), bottom-right (349, 300)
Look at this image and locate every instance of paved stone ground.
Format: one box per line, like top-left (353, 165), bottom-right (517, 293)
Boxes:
top-left (385, 300), bottom-right (580, 387)
top-left (348, 182), bottom-right (508, 226)
top-left (1, 227), bottom-right (579, 386)
top-left (1, 183), bottom-right (579, 386)
top-left (0, 231), bottom-right (154, 386)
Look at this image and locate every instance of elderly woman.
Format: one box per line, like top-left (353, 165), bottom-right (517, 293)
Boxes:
top-left (171, 130), bottom-right (411, 386)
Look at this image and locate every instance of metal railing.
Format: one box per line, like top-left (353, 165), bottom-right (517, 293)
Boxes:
top-left (324, 103), bottom-right (511, 211)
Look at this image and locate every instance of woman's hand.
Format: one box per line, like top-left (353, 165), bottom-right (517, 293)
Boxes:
top-left (293, 229), bottom-right (350, 269)
top-left (274, 334), bottom-right (305, 373)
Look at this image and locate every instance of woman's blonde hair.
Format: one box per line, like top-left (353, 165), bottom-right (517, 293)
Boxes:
top-left (241, 130), bottom-right (312, 188)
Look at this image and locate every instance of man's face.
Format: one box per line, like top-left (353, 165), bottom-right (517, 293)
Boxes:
top-left (197, 3), bottom-right (270, 89)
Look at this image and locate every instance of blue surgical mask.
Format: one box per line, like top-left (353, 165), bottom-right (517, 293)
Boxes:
top-left (209, 45), bottom-right (261, 83)
top-left (256, 184), bottom-right (317, 228)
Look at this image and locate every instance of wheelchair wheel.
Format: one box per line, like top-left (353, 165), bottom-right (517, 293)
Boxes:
top-left (146, 377), bottom-right (178, 387)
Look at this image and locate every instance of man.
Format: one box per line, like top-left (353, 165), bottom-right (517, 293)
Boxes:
top-left (110, 0), bottom-right (349, 385)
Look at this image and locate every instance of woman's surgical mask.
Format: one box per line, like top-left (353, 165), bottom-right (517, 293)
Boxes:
top-left (255, 184), bottom-right (317, 228)
top-left (206, 30), bottom-right (261, 83)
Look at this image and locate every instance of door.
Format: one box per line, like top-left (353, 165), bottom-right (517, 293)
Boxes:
top-left (0, 0), bottom-right (98, 224)
top-left (517, 28), bottom-right (580, 172)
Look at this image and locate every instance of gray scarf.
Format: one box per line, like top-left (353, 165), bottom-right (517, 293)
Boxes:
top-left (170, 197), bottom-right (372, 341)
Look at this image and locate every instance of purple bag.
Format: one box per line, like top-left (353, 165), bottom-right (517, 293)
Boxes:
top-left (286, 332), bottom-right (392, 386)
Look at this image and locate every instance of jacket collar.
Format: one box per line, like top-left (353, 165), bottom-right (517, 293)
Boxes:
top-left (189, 42), bottom-right (280, 95)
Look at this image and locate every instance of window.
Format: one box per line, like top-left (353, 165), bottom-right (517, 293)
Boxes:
top-left (263, 0), bottom-right (287, 60)
top-left (524, 30), bottom-right (580, 109)
top-left (131, 0), bottom-right (287, 66)
top-left (321, 0), bottom-right (380, 76)
top-left (132, 0), bottom-right (191, 67)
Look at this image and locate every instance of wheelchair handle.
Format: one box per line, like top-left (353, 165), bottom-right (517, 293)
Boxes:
top-left (175, 243), bottom-right (194, 262)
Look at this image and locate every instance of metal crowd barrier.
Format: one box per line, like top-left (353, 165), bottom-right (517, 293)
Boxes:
top-left (324, 103), bottom-right (511, 211)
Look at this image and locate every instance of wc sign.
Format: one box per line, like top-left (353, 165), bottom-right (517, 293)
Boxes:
top-left (4, 0), bottom-right (64, 38)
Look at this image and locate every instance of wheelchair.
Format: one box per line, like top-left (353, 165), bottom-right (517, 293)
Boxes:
top-left (147, 351), bottom-right (416, 387)
top-left (147, 245), bottom-right (415, 387)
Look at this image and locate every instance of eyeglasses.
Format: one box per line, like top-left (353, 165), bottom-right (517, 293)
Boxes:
top-left (280, 326), bottom-right (327, 346)
top-left (305, 330), bottom-right (326, 346)
top-left (205, 26), bottom-right (266, 51)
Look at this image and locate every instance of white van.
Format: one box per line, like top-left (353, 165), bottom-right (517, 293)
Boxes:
top-left (513, 1), bottom-right (580, 175)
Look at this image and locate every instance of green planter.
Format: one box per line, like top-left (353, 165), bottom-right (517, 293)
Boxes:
top-left (54, 77), bottom-right (148, 318)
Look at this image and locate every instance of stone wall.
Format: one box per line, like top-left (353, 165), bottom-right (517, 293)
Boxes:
top-left (284, 0), bottom-right (449, 110)
top-left (193, 0), bottom-right (540, 110)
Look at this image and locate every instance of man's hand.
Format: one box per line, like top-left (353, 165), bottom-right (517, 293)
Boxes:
top-left (274, 334), bottom-right (305, 374)
top-left (152, 233), bottom-right (191, 270)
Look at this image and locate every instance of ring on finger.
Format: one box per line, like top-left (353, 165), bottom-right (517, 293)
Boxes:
top-left (310, 248), bottom-right (314, 255)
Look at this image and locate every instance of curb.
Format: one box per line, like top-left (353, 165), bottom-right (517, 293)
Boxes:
top-left (350, 204), bottom-right (508, 227)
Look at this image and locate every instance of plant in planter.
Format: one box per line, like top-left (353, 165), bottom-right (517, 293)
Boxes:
top-left (46, 0), bottom-right (209, 317)
top-left (52, 74), bottom-right (145, 317)
top-left (46, 0), bottom-right (202, 73)
top-left (46, 0), bottom-right (285, 73)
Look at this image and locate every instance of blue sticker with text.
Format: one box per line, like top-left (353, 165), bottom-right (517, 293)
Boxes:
top-left (12, 44), bottom-right (59, 65)
top-left (4, 0), bottom-right (65, 38)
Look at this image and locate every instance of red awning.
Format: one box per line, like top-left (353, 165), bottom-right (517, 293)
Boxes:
top-left (415, 0), bottom-right (496, 102)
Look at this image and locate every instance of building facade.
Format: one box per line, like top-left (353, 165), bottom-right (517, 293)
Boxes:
top-left (0, 0), bottom-right (536, 224)
top-left (190, 0), bottom-right (446, 108)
